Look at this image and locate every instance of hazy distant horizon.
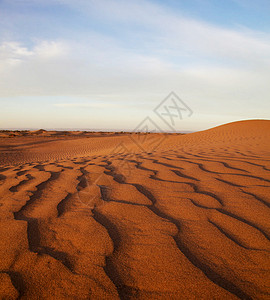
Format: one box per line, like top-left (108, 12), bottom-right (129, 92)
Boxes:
top-left (2, 117), bottom-right (269, 134)
top-left (0, 127), bottom-right (195, 134)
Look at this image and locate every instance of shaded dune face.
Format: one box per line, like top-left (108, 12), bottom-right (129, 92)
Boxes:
top-left (0, 120), bottom-right (269, 299)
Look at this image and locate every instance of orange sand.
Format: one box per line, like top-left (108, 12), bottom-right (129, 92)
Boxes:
top-left (0, 120), bottom-right (269, 299)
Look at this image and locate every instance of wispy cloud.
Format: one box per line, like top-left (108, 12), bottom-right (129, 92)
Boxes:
top-left (53, 102), bottom-right (119, 109)
top-left (0, 0), bottom-right (269, 129)
top-left (0, 40), bottom-right (68, 67)
top-left (57, 0), bottom-right (270, 64)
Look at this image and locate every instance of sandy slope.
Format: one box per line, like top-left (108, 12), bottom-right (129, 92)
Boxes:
top-left (0, 120), bottom-right (269, 299)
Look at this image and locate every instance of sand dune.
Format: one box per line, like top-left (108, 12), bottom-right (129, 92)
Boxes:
top-left (0, 120), bottom-right (270, 299)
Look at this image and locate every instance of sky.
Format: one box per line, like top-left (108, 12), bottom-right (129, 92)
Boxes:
top-left (0, 0), bottom-right (269, 132)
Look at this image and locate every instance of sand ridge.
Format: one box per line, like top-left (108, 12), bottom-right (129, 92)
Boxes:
top-left (0, 120), bottom-right (270, 299)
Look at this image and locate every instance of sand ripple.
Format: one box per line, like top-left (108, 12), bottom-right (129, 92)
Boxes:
top-left (0, 120), bottom-right (270, 299)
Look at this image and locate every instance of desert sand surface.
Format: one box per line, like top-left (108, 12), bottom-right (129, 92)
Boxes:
top-left (0, 119), bottom-right (269, 299)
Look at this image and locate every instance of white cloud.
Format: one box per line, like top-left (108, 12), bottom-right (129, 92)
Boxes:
top-left (53, 102), bottom-right (119, 108)
top-left (4, 0), bottom-right (270, 65)
top-left (33, 41), bottom-right (68, 58)
top-left (0, 0), bottom-right (269, 127)
top-left (0, 42), bottom-right (33, 66)
top-left (0, 34), bottom-right (269, 121)
top-left (57, 0), bottom-right (270, 65)
top-left (0, 40), bottom-right (67, 69)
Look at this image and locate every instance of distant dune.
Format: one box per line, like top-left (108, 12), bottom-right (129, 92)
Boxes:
top-left (0, 120), bottom-right (269, 299)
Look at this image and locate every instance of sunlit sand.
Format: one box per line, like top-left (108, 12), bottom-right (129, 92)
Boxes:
top-left (0, 120), bottom-right (269, 299)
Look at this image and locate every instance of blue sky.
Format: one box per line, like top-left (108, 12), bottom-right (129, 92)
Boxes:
top-left (0, 0), bottom-right (269, 131)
